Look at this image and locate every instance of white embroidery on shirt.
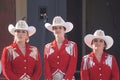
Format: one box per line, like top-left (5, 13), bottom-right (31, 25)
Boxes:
top-left (49, 47), bottom-right (54, 55)
top-left (7, 47), bottom-right (19, 61)
top-left (45, 43), bottom-right (54, 58)
top-left (83, 55), bottom-right (95, 70)
top-left (12, 48), bottom-right (19, 60)
top-left (88, 57), bottom-right (95, 69)
top-left (29, 47), bottom-right (38, 60)
top-left (104, 55), bottom-right (112, 69)
top-left (65, 41), bottom-right (75, 56)
top-left (82, 54), bottom-right (113, 70)
top-left (83, 55), bottom-right (89, 70)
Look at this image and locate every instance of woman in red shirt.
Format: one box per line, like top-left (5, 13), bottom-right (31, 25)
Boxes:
top-left (80, 29), bottom-right (119, 80)
top-left (2, 20), bottom-right (42, 80)
top-left (44, 16), bottom-right (78, 80)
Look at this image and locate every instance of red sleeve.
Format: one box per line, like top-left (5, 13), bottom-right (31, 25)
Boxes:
top-left (80, 56), bottom-right (89, 80)
top-left (44, 45), bottom-right (52, 80)
top-left (1, 47), bottom-right (19, 80)
top-left (111, 55), bottom-right (119, 80)
top-left (31, 52), bottom-right (42, 80)
top-left (64, 43), bottom-right (78, 79)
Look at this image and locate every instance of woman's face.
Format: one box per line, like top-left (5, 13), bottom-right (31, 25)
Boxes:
top-left (91, 38), bottom-right (106, 51)
top-left (52, 26), bottom-right (66, 37)
top-left (14, 30), bottom-right (28, 43)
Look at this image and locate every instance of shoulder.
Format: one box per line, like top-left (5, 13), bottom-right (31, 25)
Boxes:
top-left (104, 52), bottom-right (114, 58)
top-left (44, 42), bottom-right (52, 48)
top-left (26, 44), bottom-right (39, 54)
top-left (27, 44), bottom-right (38, 49)
top-left (68, 40), bottom-right (76, 44)
top-left (67, 40), bottom-right (77, 47)
top-left (2, 45), bottom-right (14, 57)
top-left (30, 45), bottom-right (37, 49)
top-left (82, 54), bottom-right (90, 60)
top-left (29, 46), bottom-right (38, 52)
top-left (82, 52), bottom-right (92, 58)
top-left (83, 54), bottom-right (89, 58)
top-left (29, 45), bottom-right (40, 60)
top-left (4, 45), bottom-right (13, 51)
top-left (105, 53), bottom-right (117, 63)
top-left (82, 52), bottom-right (93, 61)
top-left (105, 53), bottom-right (113, 61)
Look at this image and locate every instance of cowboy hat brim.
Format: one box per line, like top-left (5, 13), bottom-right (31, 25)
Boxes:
top-left (45, 22), bottom-right (73, 33)
top-left (84, 34), bottom-right (114, 50)
top-left (8, 24), bottom-right (36, 36)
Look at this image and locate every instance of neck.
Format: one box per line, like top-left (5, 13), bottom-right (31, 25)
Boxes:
top-left (16, 41), bottom-right (26, 48)
top-left (55, 36), bottom-right (65, 44)
top-left (93, 49), bottom-right (103, 56)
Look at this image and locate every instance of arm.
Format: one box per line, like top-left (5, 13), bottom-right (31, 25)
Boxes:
top-left (64, 43), bottom-right (78, 79)
top-left (80, 56), bottom-right (89, 80)
top-left (111, 56), bottom-right (119, 80)
top-left (44, 45), bottom-right (52, 80)
top-left (31, 51), bottom-right (42, 80)
top-left (1, 47), bottom-right (19, 80)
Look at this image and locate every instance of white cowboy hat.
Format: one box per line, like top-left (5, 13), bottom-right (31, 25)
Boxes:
top-left (8, 20), bottom-right (36, 36)
top-left (84, 29), bottom-right (114, 50)
top-left (45, 16), bottom-right (73, 33)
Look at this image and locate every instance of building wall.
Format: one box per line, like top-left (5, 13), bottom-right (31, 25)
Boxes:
top-left (0, 0), bottom-right (16, 79)
top-left (86, 0), bottom-right (120, 69)
top-left (67, 0), bottom-right (82, 79)
top-left (16, 0), bottom-right (27, 21)
top-left (27, 0), bottom-right (120, 80)
top-left (27, 0), bottom-right (83, 79)
top-left (27, 0), bottom-right (67, 79)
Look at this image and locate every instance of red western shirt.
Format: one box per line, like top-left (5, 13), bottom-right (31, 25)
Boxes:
top-left (44, 39), bottom-right (78, 80)
top-left (2, 42), bottom-right (42, 80)
top-left (80, 52), bottom-right (119, 80)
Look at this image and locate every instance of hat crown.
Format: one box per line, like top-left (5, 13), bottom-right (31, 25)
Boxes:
top-left (52, 16), bottom-right (65, 25)
top-left (15, 20), bottom-right (28, 29)
top-left (94, 30), bottom-right (105, 37)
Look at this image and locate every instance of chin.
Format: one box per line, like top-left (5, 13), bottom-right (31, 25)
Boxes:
top-left (55, 34), bottom-right (62, 37)
top-left (94, 47), bottom-right (99, 50)
top-left (95, 47), bottom-right (103, 51)
top-left (16, 40), bottom-right (25, 43)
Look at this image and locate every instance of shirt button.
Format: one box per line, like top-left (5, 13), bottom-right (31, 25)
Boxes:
top-left (99, 68), bottom-right (101, 70)
top-left (100, 79), bottom-right (102, 80)
top-left (100, 74), bottom-right (102, 76)
top-left (24, 60), bottom-right (27, 62)
top-left (24, 67), bottom-right (27, 69)
top-left (57, 62), bottom-right (59, 64)
top-left (57, 56), bottom-right (60, 58)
